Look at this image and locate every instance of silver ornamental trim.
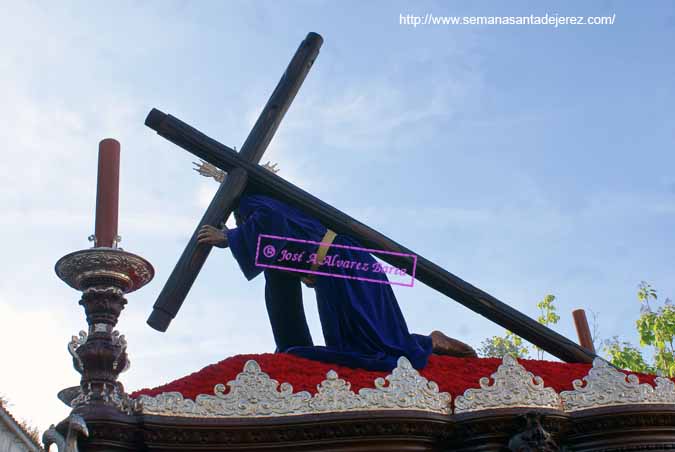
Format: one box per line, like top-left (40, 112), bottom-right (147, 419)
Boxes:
top-left (111, 331), bottom-right (130, 373)
top-left (70, 382), bottom-right (139, 415)
top-left (454, 354), bottom-right (562, 413)
top-left (135, 355), bottom-right (675, 418)
top-left (358, 357), bottom-right (451, 413)
top-left (138, 359), bottom-right (311, 417)
top-left (560, 358), bottom-right (675, 411)
top-left (55, 248), bottom-right (154, 293)
top-left (138, 356), bottom-right (451, 417)
top-left (309, 370), bottom-right (366, 412)
top-left (68, 331), bottom-right (88, 372)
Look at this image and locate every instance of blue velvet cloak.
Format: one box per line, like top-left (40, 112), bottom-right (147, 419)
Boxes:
top-left (226, 194), bottom-right (432, 371)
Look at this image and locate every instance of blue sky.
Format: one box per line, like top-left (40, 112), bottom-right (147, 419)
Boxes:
top-left (1, 0), bottom-right (673, 432)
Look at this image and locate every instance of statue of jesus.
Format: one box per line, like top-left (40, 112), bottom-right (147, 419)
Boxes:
top-left (196, 190), bottom-right (477, 371)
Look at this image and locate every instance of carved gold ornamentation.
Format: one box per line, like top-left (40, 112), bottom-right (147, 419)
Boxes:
top-left (138, 357), bottom-right (450, 417)
top-left (454, 355), bottom-right (562, 413)
top-left (560, 358), bottom-right (675, 411)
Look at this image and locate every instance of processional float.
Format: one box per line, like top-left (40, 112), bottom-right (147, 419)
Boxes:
top-left (47, 33), bottom-right (675, 452)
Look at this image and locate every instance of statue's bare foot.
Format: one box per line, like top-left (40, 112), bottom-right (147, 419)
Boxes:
top-left (430, 330), bottom-right (478, 358)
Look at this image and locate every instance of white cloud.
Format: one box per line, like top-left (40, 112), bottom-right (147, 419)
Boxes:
top-left (0, 304), bottom-right (76, 430)
top-left (285, 71), bottom-right (480, 153)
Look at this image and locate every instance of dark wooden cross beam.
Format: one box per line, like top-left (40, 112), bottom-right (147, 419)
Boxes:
top-left (146, 32), bottom-right (323, 331)
top-left (146, 33), bottom-right (596, 364)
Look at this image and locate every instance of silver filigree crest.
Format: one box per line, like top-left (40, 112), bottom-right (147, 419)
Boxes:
top-left (139, 359), bottom-right (312, 417)
top-left (358, 357), bottom-right (451, 413)
top-left (653, 377), bottom-right (675, 404)
top-left (309, 370), bottom-right (366, 412)
top-left (454, 354), bottom-right (562, 413)
top-left (138, 356), bottom-right (451, 417)
top-left (560, 358), bottom-right (675, 411)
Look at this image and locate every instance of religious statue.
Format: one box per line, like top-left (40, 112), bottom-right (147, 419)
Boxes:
top-left (194, 161), bottom-right (477, 370)
top-left (145, 32), bottom-right (595, 365)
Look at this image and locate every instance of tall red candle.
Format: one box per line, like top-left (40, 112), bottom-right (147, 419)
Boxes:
top-left (572, 309), bottom-right (595, 353)
top-left (94, 138), bottom-right (120, 248)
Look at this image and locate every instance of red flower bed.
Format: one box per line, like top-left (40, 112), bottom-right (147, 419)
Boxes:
top-left (131, 353), bottom-right (659, 403)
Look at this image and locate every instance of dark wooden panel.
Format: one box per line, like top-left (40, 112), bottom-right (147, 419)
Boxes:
top-left (75, 406), bottom-right (675, 451)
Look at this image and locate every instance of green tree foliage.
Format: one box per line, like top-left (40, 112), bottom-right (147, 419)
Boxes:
top-left (637, 282), bottom-right (675, 376)
top-left (535, 294), bottom-right (560, 360)
top-left (475, 284), bottom-right (675, 376)
top-left (478, 293), bottom-right (560, 359)
top-left (478, 330), bottom-right (529, 358)
top-left (604, 282), bottom-right (675, 377)
top-left (604, 336), bottom-right (653, 374)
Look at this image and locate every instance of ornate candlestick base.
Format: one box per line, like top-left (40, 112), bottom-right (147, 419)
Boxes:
top-left (55, 248), bottom-right (153, 413)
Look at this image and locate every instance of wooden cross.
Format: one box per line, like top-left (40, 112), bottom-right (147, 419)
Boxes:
top-left (146, 32), bottom-right (596, 364)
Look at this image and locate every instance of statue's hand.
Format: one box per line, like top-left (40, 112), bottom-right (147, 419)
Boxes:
top-left (197, 224), bottom-right (229, 248)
